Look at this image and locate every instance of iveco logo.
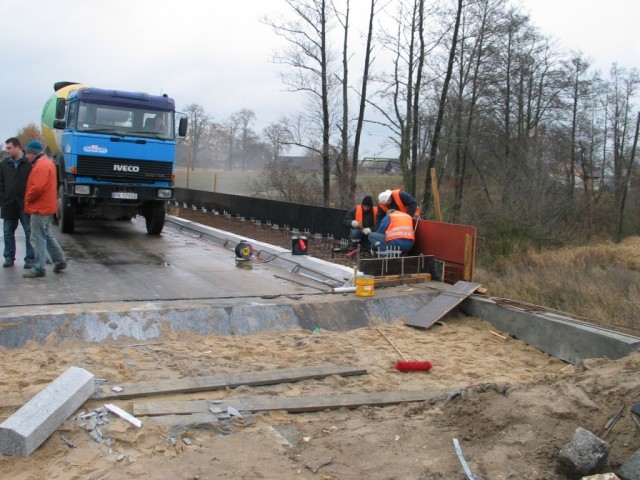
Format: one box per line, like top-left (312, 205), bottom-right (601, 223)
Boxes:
top-left (113, 165), bottom-right (140, 172)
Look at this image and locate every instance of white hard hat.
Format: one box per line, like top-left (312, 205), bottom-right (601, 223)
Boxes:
top-left (378, 190), bottom-right (392, 204)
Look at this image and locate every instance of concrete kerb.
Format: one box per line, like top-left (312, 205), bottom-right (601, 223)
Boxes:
top-left (164, 216), bottom-right (356, 288)
top-left (0, 366), bottom-right (94, 456)
top-left (461, 294), bottom-right (640, 366)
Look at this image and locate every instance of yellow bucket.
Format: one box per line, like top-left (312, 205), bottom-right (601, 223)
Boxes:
top-left (355, 275), bottom-right (375, 297)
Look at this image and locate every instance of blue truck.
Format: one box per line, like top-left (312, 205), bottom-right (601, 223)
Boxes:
top-left (41, 81), bottom-right (187, 234)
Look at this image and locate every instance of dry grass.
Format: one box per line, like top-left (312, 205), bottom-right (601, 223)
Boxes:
top-left (473, 236), bottom-right (640, 334)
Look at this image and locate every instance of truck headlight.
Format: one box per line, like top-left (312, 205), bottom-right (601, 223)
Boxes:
top-left (157, 189), bottom-right (173, 199)
top-left (74, 185), bottom-right (91, 195)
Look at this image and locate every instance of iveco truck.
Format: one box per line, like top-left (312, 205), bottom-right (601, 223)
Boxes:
top-left (41, 81), bottom-right (187, 234)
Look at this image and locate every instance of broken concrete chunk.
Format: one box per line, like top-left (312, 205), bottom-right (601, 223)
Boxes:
top-left (557, 427), bottom-right (610, 478)
top-left (616, 449), bottom-right (640, 480)
top-left (227, 406), bottom-right (242, 417)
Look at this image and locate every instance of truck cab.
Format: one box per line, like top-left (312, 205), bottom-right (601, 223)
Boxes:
top-left (47, 85), bottom-right (187, 234)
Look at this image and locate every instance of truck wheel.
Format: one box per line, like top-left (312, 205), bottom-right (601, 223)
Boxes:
top-left (58, 186), bottom-right (76, 234)
top-left (145, 201), bottom-right (165, 235)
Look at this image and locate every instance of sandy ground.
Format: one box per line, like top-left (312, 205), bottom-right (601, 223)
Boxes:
top-left (1, 314), bottom-right (639, 480)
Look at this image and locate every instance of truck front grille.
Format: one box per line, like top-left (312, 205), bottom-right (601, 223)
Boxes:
top-left (76, 155), bottom-right (173, 183)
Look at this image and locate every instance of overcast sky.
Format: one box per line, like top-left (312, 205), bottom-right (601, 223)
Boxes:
top-left (1, 0), bottom-right (637, 158)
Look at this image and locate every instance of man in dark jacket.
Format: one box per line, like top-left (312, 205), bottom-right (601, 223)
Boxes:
top-left (341, 195), bottom-right (377, 254)
top-left (0, 137), bottom-right (34, 268)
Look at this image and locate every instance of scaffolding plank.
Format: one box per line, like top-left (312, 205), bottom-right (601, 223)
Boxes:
top-left (405, 281), bottom-right (481, 329)
top-left (94, 365), bottom-right (367, 400)
top-left (134, 390), bottom-right (441, 416)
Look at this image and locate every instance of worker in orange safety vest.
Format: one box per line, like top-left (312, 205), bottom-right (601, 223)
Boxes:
top-left (375, 189), bottom-right (420, 229)
top-left (341, 195), bottom-right (378, 253)
top-left (368, 209), bottom-right (415, 254)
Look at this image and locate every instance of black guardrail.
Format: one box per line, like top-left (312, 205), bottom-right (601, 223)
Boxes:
top-left (175, 188), bottom-right (349, 239)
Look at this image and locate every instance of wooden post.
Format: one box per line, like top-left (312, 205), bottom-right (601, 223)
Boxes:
top-left (463, 233), bottom-right (474, 281)
top-left (430, 168), bottom-right (442, 222)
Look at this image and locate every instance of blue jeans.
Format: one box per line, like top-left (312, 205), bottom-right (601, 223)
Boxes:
top-left (368, 232), bottom-right (414, 254)
top-left (349, 228), bottom-right (373, 250)
top-left (28, 214), bottom-right (66, 274)
top-left (3, 210), bottom-right (34, 263)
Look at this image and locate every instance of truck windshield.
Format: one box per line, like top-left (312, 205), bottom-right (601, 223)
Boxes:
top-left (76, 102), bottom-right (174, 140)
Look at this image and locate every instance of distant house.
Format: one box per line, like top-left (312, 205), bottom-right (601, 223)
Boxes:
top-left (573, 165), bottom-right (602, 190)
top-left (359, 157), bottom-right (401, 174)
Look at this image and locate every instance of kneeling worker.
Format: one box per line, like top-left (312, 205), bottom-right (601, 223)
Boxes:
top-left (375, 188), bottom-right (420, 229)
top-left (368, 209), bottom-right (415, 254)
top-left (342, 195), bottom-right (377, 254)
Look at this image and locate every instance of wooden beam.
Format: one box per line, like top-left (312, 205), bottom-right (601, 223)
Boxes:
top-left (463, 233), bottom-right (474, 281)
top-left (133, 389), bottom-right (442, 416)
top-left (374, 273), bottom-right (431, 288)
top-left (431, 168), bottom-right (442, 222)
top-left (93, 365), bottom-right (367, 401)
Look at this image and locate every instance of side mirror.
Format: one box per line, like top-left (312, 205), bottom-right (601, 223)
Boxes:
top-left (53, 119), bottom-right (66, 129)
top-left (178, 117), bottom-right (188, 137)
top-left (55, 98), bottom-right (66, 120)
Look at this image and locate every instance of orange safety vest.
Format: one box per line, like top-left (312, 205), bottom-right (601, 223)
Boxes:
top-left (385, 211), bottom-right (415, 241)
top-left (355, 205), bottom-right (378, 224)
top-left (379, 189), bottom-right (421, 217)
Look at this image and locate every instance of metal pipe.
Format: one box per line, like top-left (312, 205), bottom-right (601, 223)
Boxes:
top-left (333, 287), bottom-right (356, 293)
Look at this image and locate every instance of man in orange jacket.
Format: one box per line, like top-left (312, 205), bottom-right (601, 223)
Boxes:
top-left (22, 141), bottom-right (67, 278)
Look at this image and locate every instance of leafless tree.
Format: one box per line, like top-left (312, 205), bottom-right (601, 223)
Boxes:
top-left (421, 0), bottom-right (463, 216)
top-left (184, 103), bottom-right (212, 171)
top-left (263, 121), bottom-right (292, 160)
top-left (263, 0), bottom-right (336, 206)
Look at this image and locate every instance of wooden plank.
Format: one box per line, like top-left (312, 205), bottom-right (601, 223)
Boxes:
top-left (405, 281), bottom-right (481, 329)
top-left (93, 365), bottom-right (367, 400)
top-left (374, 273), bottom-right (431, 288)
top-left (133, 390), bottom-right (441, 416)
top-left (463, 233), bottom-right (474, 281)
top-left (153, 413), bottom-right (219, 428)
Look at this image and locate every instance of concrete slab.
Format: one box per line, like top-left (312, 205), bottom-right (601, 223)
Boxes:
top-left (0, 366), bottom-right (94, 456)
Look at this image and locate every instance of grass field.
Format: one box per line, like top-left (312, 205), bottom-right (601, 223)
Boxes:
top-left (174, 168), bottom-right (258, 195)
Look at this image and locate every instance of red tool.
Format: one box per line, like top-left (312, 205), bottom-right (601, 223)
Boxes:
top-left (377, 327), bottom-right (433, 372)
top-left (394, 361), bottom-right (433, 372)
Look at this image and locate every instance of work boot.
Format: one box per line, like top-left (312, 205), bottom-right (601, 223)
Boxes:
top-left (3, 259), bottom-right (14, 268)
top-left (24, 261), bottom-right (33, 269)
top-left (53, 261), bottom-right (68, 274)
top-left (23, 270), bottom-right (45, 278)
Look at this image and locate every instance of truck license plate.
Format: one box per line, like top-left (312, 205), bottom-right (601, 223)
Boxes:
top-left (112, 192), bottom-right (138, 199)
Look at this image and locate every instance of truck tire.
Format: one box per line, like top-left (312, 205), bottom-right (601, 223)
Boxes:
top-left (58, 186), bottom-right (76, 234)
top-left (145, 201), bottom-right (165, 235)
